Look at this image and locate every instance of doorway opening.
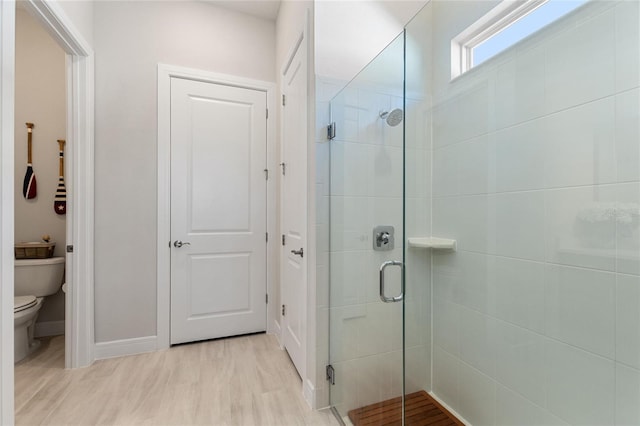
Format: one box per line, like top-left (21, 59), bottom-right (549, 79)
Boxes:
top-left (13, 6), bottom-right (68, 413)
top-left (1, 0), bottom-right (94, 423)
top-left (13, 3), bottom-right (67, 360)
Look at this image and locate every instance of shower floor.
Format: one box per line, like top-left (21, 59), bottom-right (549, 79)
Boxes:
top-left (348, 390), bottom-right (463, 426)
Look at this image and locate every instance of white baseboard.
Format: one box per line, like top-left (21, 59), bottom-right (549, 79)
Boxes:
top-left (34, 320), bottom-right (65, 337)
top-left (271, 319), bottom-right (282, 347)
top-left (94, 336), bottom-right (158, 360)
top-left (314, 385), bottom-right (330, 410)
top-left (303, 378), bottom-right (315, 409)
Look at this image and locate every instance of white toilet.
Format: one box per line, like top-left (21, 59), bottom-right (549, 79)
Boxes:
top-left (14, 257), bottom-right (65, 363)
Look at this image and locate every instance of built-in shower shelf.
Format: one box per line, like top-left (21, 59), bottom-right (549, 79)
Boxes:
top-left (407, 237), bottom-right (456, 251)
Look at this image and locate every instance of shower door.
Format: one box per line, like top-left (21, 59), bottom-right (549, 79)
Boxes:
top-left (328, 33), bottom-right (407, 423)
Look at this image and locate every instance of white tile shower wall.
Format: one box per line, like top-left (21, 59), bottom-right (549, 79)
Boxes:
top-left (615, 1), bottom-right (640, 92)
top-left (616, 273), bottom-right (640, 370)
top-left (616, 363), bottom-right (640, 425)
top-left (495, 385), bottom-right (568, 426)
top-left (616, 89), bottom-right (640, 183)
top-left (427, 1), bottom-right (640, 425)
top-left (404, 91), bottom-right (433, 397)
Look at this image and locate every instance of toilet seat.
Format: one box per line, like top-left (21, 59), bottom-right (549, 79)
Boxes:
top-left (14, 295), bottom-right (37, 313)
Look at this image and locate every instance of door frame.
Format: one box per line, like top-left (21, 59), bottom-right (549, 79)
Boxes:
top-left (156, 64), bottom-right (277, 350)
top-left (1, 0), bottom-right (94, 422)
top-left (22, 0), bottom-right (96, 372)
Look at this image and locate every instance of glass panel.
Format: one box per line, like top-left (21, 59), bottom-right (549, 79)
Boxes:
top-left (328, 32), bottom-right (406, 424)
top-left (403, 2), bottom-right (434, 419)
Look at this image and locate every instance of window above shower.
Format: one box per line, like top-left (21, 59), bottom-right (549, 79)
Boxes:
top-left (451, 0), bottom-right (590, 79)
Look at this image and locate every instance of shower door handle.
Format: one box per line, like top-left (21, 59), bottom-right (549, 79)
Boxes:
top-left (379, 260), bottom-right (404, 303)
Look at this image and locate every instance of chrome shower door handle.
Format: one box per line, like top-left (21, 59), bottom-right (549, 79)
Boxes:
top-left (379, 260), bottom-right (404, 303)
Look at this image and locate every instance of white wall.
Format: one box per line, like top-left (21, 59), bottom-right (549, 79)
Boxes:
top-left (427, 1), bottom-right (640, 424)
top-left (314, 0), bottom-right (426, 83)
top-left (93, 1), bottom-right (276, 343)
top-left (14, 8), bottom-right (66, 325)
top-left (56, 0), bottom-right (93, 47)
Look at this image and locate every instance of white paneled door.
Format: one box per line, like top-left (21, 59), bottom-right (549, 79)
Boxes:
top-left (281, 35), bottom-right (308, 378)
top-left (170, 77), bottom-right (267, 345)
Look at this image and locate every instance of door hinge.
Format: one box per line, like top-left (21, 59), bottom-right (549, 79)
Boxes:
top-left (282, 94), bottom-right (286, 106)
top-left (266, 293), bottom-right (269, 304)
top-left (282, 304), bottom-right (286, 316)
top-left (264, 168), bottom-right (269, 180)
top-left (280, 162), bottom-right (286, 175)
top-left (66, 245), bottom-right (74, 253)
top-left (266, 108), bottom-right (269, 119)
top-left (266, 232), bottom-right (269, 242)
top-left (282, 234), bottom-right (285, 246)
top-left (326, 364), bottom-right (335, 385)
top-left (327, 122), bottom-right (336, 140)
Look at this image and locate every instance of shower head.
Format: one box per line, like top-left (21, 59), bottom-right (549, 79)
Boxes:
top-left (379, 108), bottom-right (404, 127)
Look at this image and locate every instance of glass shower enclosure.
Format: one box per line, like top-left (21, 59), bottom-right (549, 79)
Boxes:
top-left (328, 1), bottom-right (640, 425)
top-left (328, 32), bottom-right (408, 424)
top-left (328, 28), bottom-right (436, 425)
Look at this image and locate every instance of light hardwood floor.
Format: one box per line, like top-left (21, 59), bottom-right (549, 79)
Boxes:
top-left (15, 333), bottom-right (339, 426)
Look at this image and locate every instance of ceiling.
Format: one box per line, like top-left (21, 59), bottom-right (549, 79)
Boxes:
top-left (205, 0), bottom-right (282, 21)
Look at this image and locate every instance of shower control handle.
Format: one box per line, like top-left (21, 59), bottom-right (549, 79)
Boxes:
top-left (173, 240), bottom-right (191, 248)
top-left (376, 232), bottom-right (390, 247)
top-left (379, 260), bottom-right (404, 303)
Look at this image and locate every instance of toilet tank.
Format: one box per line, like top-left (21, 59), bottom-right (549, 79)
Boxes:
top-left (14, 257), bottom-right (65, 297)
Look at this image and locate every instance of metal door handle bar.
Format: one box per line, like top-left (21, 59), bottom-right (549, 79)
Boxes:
top-left (379, 260), bottom-right (404, 303)
top-left (173, 240), bottom-right (191, 248)
top-left (291, 248), bottom-right (304, 257)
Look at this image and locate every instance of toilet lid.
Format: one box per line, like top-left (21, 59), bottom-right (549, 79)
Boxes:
top-left (14, 295), bottom-right (37, 313)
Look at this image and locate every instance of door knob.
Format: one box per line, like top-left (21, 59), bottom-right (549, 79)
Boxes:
top-left (173, 240), bottom-right (191, 248)
top-left (291, 248), bottom-right (304, 258)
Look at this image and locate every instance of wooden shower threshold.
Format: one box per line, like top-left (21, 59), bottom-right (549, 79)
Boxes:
top-left (348, 390), bottom-right (464, 426)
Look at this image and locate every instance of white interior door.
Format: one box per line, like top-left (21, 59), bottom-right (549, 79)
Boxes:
top-left (281, 36), bottom-right (308, 378)
top-left (170, 77), bottom-right (267, 345)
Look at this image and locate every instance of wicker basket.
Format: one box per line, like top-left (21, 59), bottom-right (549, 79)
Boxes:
top-left (15, 242), bottom-right (55, 259)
